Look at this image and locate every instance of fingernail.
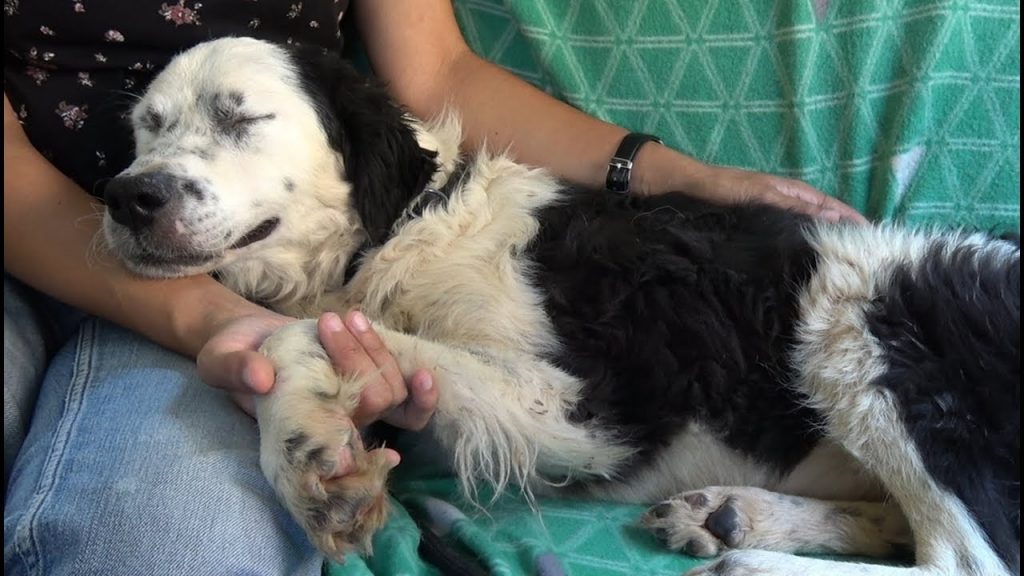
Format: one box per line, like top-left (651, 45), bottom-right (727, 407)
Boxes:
top-left (349, 311), bottom-right (370, 333)
top-left (821, 209), bottom-right (842, 222)
top-left (323, 312), bottom-right (343, 333)
top-left (241, 363), bottom-right (259, 392)
top-left (418, 373), bottom-right (433, 392)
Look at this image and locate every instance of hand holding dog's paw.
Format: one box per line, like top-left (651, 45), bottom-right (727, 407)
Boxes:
top-left (196, 308), bottom-right (296, 414)
top-left (319, 311), bottom-right (437, 431)
top-left (257, 317), bottom-right (438, 562)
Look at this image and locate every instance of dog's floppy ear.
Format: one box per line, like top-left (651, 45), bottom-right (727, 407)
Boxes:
top-left (289, 46), bottom-right (438, 245)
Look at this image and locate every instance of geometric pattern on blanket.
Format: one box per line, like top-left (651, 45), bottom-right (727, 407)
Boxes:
top-left (456, 0), bottom-right (1020, 233)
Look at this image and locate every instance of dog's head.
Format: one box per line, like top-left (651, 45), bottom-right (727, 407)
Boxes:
top-left (103, 37), bottom-right (440, 298)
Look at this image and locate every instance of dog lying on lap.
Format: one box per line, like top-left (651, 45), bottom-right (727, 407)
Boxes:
top-left (101, 37), bottom-right (1020, 576)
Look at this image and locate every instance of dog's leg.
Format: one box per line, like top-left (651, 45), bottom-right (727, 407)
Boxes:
top-left (673, 229), bottom-right (1018, 576)
top-left (368, 326), bottom-right (635, 498)
top-left (683, 550), bottom-right (915, 576)
top-left (671, 412), bottom-right (1013, 576)
top-left (751, 373), bottom-right (1016, 576)
top-left (255, 319), bottom-right (632, 561)
top-left (255, 320), bottom-right (392, 562)
top-left (641, 486), bottom-right (910, 558)
top-left (683, 340), bottom-right (1015, 570)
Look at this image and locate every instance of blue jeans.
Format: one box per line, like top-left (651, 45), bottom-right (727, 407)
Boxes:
top-left (3, 276), bottom-right (321, 575)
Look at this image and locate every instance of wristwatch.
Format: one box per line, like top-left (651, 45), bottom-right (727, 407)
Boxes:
top-left (605, 133), bottom-right (663, 194)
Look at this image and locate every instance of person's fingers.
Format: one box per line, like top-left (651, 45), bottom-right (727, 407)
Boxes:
top-left (318, 446), bottom-right (400, 479)
top-left (344, 310), bottom-right (406, 401)
top-left (318, 311), bottom-right (380, 376)
top-left (823, 195), bottom-right (868, 224)
top-left (376, 447), bottom-right (402, 470)
top-left (746, 184), bottom-right (835, 221)
top-left (318, 312), bottom-right (403, 426)
top-left (380, 369), bottom-right (437, 431)
top-left (770, 176), bottom-right (868, 224)
top-left (197, 347), bottom-right (276, 395)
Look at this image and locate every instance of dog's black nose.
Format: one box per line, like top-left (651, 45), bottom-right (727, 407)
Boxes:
top-left (104, 172), bottom-right (178, 232)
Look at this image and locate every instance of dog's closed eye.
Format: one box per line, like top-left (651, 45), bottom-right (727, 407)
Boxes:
top-left (141, 107), bottom-right (164, 133)
top-left (217, 112), bottom-right (276, 130)
top-left (215, 111), bottom-right (276, 140)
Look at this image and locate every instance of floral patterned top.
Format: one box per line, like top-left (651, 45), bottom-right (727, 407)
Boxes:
top-left (4, 0), bottom-right (349, 194)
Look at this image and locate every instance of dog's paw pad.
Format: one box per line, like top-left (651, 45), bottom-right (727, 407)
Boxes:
top-left (641, 488), bottom-right (750, 557)
top-left (705, 499), bottom-right (743, 547)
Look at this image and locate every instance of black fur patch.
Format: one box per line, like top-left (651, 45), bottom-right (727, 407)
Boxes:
top-left (865, 240), bottom-right (1021, 572)
top-left (284, 431), bottom-right (310, 466)
top-left (287, 47), bottom-right (439, 245)
top-left (142, 107), bottom-right (163, 133)
top-left (529, 191), bottom-right (824, 474)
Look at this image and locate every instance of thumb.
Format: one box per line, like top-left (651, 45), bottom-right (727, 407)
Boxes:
top-left (197, 347), bottom-right (276, 395)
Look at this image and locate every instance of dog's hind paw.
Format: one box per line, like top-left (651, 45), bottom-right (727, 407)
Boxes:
top-left (641, 487), bottom-right (759, 557)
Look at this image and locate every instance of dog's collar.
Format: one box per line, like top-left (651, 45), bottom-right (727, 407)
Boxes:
top-left (397, 160), bottom-right (468, 226)
top-left (344, 162), bottom-right (469, 284)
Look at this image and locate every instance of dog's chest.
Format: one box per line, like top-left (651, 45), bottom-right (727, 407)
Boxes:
top-left (349, 158), bottom-right (566, 355)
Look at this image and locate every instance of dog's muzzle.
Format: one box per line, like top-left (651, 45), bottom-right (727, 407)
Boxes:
top-left (104, 171), bottom-right (197, 233)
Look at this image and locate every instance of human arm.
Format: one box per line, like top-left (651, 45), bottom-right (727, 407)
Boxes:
top-left (355, 1), bottom-right (865, 222)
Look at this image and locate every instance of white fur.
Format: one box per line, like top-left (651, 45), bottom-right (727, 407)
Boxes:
top-left (642, 486), bottom-right (910, 558)
top-left (592, 424), bottom-right (778, 504)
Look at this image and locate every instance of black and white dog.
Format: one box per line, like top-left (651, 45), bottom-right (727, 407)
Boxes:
top-left (102, 38), bottom-right (1020, 576)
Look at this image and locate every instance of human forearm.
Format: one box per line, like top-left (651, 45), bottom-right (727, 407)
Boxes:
top-left (3, 97), bottom-right (264, 358)
top-left (425, 50), bottom-right (663, 190)
top-left (357, 2), bottom-right (686, 194)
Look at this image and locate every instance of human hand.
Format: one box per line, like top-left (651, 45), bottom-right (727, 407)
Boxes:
top-left (635, 145), bottom-right (867, 224)
top-left (197, 308), bottom-right (438, 466)
top-left (687, 163), bottom-right (868, 224)
top-left (196, 308), bottom-right (294, 412)
top-left (317, 310), bottom-right (437, 431)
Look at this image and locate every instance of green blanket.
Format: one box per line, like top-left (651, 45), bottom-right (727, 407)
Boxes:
top-left (329, 1), bottom-right (1020, 574)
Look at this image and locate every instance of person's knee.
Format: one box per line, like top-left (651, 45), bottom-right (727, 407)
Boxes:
top-left (6, 479), bottom-right (322, 576)
top-left (4, 317), bottom-right (322, 575)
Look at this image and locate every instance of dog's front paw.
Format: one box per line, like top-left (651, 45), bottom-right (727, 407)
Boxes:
top-left (265, 413), bottom-right (392, 562)
top-left (256, 320), bottom-right (393, 562)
